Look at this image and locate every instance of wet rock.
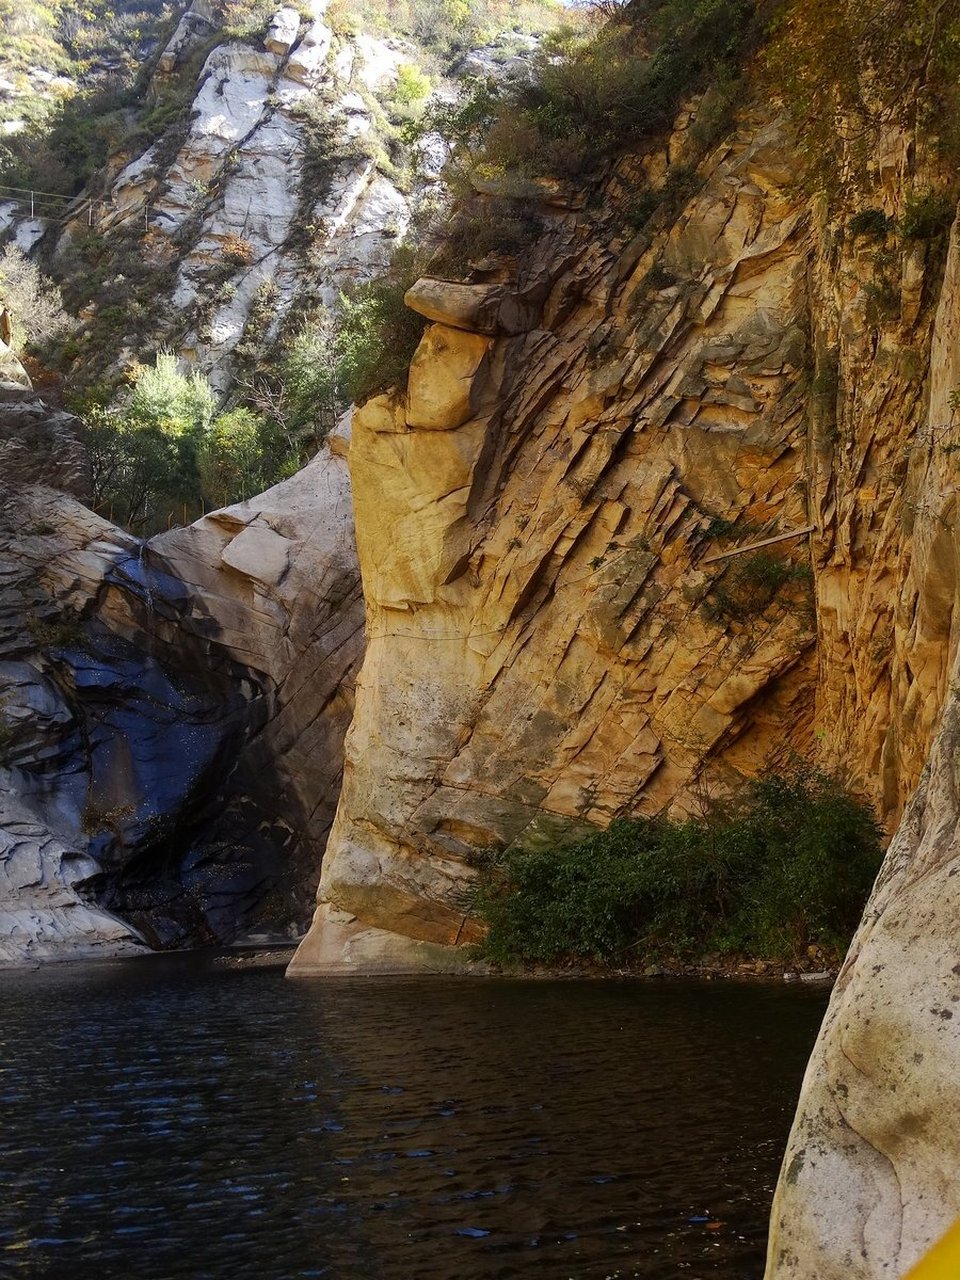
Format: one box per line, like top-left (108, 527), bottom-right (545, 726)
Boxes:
top-left (0, 397), bottom-right (362, 962)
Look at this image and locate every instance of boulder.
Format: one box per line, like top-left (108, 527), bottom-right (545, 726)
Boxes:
top-left (405, 324), bottom-right (492, 430)
top-left (404, 278), bottom-right (502, 334)
top-left (264, 6), bottom-right (301, 55)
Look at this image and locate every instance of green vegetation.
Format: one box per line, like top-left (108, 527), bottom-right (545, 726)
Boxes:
top-left (900, 189), bottom-right (956, 241)
top-left (242, 253), bottom-right (427, 429)
top-left (702, 550), bottom-right (812, 625)
top-left (327, 0), bottom-right (575, 74)
top-left (336, 265), bottom-right (428, 402)
top-left (78, 275), bottom-right (420, 526)
top-left (765, 0), bottom-right (960, 195)
top-left (0, 0), bottom-right (180, 194)
top-left (847, 208), bottom-right (891, 240)
top-left (473, 767), bottom-right (883, 967)
top-left (81, 354), bottom-right (296, 529)
top-left (0, 244), bottom-right (74, 352)
top-left (423, 0), bottom-right (759, 184)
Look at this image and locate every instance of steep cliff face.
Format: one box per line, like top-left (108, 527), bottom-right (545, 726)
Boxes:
top-left (283, 79), bottom-right (960, 1268)
top-left (290, 113), bottom-right (828, 970)
top-left (64, 1), bottom-right (434, 390)
top-left (286, 107), bottom-right (910, 972)
top-left (0, 376), bottom-right (361, 963)
top-left (1, 1), bottom-right (546, 395)
top-left (764, 207), bottom-right (960, 1280)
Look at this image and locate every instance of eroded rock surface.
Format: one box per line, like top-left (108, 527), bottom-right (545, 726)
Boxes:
top-left (64, 3), bottom-right (439, 390)
top-left (291, 117), bottom-right (823, 972)
top-left (763, 199), bottom-right (960, 1279)
top-left (0, 397), bottom-right (361, 963)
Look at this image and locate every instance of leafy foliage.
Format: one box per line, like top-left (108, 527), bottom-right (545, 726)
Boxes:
top-left (899, 189), bottom-right (956, 240)
top-left (0, 244), bottom-right (75, 352)
top-left (702, 550), bottom-right (812, 625)
top-left (422, 0), bottom-right (761, 182)
top-left (327, 0), bottom-right (576, 73)
top-left (81, 354), bottom-right (294, 529)
top-left (847, 208), bottom-right (892, 239)
top-left (336, 269), bottom-right (427, 403)
top-left (474, 767), bottom-right (883, 967)
top-left (764, 0), bottom-right (960, 194)
top-left (0, 0), bottom-right (179, 193)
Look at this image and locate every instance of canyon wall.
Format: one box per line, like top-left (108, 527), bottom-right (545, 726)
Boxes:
top-left (283, 88), bottom-right (960, 1271)
top-left (0, 378), bottom-right (361, 963)
top-left (764, 205), bottom-right (960, 1280)
top-left (288, 106), bottom-right (954, 973)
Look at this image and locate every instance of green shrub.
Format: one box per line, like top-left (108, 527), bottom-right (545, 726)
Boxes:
top-left (421, 0), bottom-right (759, 183)
top-left (900, 189), bottom-right (955, 240)
top-left (335, 249), bottom-right (428, 403)
top-left (474, 766), bottom-right (883, 966)
top-left (430, 195), bottom-right (543, 278)
top-left (392, 63), bottom-right (432, 107)
top-left (196, 407), bottom-right (268, 508)
top-left (83, 353), bottom-right (307, 526)
top-left (702, 550), bottom-right (812, 624)
top-left (848, 208), bottom-right (891, 239)
top-left (0, 244), bottom-right (75, 353)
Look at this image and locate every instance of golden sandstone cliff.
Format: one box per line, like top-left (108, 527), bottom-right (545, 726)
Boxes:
top-left (289, 107), bottom-right (955, 972)
top-left (281, 98), bottom-right (960, 1272)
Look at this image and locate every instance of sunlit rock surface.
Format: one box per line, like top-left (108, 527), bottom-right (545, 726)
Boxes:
top-left (80, 4), bottom-right (435, 389)
top-left (764, 209), bottom-right (960, 1279)
top-left (291, 118), bottom-right (822, 973)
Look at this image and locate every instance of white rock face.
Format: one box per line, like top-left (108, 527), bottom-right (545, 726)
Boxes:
top-left (84, 22), bottom-right (444, 387)
top-left (157, 0), bottom-right (217, 74)
top-left (284, 19), bottom-right (332, 84)
top-left (0, 202), bottom-right (46, 252)
top-left (0, 794), bottom-right (143, 968)
top-left (351, 33), bottom-right (405, 92)
top-left (264, 6), bottom-right (301, 56)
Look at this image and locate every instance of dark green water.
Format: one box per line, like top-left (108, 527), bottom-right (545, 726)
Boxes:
top-left (0, 959), bottom-right (827, 1280)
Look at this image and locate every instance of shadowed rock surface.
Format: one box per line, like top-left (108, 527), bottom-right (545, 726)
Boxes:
top-left (0, 392), bottom-right (361, 963)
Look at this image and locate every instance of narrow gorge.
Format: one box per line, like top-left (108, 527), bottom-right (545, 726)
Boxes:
top-left (2, 1), bottom-right (960, 1277)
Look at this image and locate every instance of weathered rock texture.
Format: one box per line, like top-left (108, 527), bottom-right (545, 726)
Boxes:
top-left (0, 395), bottom-right (361, 963)
top-left (37, 2), bottom-right (440, 391)
top-left (0, 392), bottom-right (144, 963)
top-left (288, 94), bottom-right (960, 1271)
top-left (291, 115), bottom-right (822, 972)
top-left (141, 416), bottom-right (364, 913)
top-left (764, 196), bottom-right (960, 1278)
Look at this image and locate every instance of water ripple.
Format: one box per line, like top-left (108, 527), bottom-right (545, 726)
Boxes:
top-left (0, 959), bottom-right (827, 1280)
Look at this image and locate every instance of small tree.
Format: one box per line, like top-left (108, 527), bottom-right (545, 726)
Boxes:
top-left (83, 355), bottom-right (217, 529)
top-left (196, 407), bottom-right (269, 508)
top-left (0, 244), bottom-right (74, 353)
top-left (126, 353), bottom-right (216, 436)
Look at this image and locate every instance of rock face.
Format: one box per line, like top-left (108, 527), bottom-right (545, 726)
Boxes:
top-left (0, 395), bottom-right (362, 963)
top-left (52, 3), bottom-right (438, 390)
top-left (289, 97), bottom-right (960, 1273)
top-left (763, 205), bottom-right (960, 1278)
top-left (0, 394), bottom-right (144, 964)
top-left (291, 117), bottom-right (822, 972)
top-left (142, 415), bottom-right (364, 914)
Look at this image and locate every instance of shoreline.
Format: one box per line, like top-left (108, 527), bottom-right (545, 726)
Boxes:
top-left (0, 943), bottom-right (839, 986)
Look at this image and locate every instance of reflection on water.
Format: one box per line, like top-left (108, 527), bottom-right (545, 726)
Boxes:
top-left (0, 958), bottom-right (827, 1279)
